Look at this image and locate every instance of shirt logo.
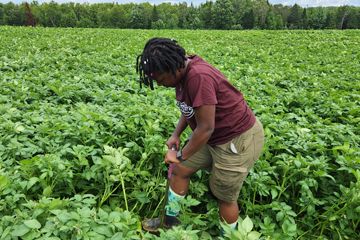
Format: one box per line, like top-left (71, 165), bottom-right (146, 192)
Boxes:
top-left (177, 101), bottom-right (194, 119)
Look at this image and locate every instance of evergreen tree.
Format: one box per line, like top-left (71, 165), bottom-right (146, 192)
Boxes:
top-left (266, 11), bottom-right (276, 29)
top-left (0, 3), bottom-right (3, 25)
top-left (187, 2), bottom-right (199, 27)
top-left (300, 8), bottom-right (308, 29)
top-left (347, 8), bottom-right (359, 29)
top-left (309, 7), bottom-right (327, 29)
top-left (3, 2), bottom-right (21, 26)
top-left (324, 11), bottom-right (336, 29)
top-left (199, 1), bottom-right (213, 29)
top-left (287, 3), bottom-right (302, 29)
top-left (190, 16), bottom-right (203, 29)
top-left (242, 8), bottom-right (254, 29)
top-left (275, 14), bottom-right (283, 29)
top-left (211, 0), bottom-right (235, 30)
top-left (151, 5), bottom-right (159, 23)
top-left (178, 2), bottom-right (188, 28)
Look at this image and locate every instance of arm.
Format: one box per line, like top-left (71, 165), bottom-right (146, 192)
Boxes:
top-left (166, 114), bottom-right (188, 151)
top-left (165, 104), bottom-right (215, 164)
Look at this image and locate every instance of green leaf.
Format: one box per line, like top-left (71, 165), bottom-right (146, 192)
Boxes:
top-left (242, 216), bottom-right (253, 233)
top-left (113, 222), bottom-right (129, 230)
top-left (103, 156), bottom-right (116, 165)
top-left (307, 204), bottom-right (315, 215)
top-left (97, 208), bottom-right (108, 220)
top-left (57, 211), bottom-right (73, 223)
top-left (276, 211), bottom-right (285, 221)
top-left (0, 176), bottom-right (8, 191)
top-left (248, 231), bottom-right (262, 240)
top-left (93, 225), bottom-right (113, 238)
top-left (271, 188), bottom-right (278, 199)
top-left (49, 198), bottom-right (62, 210)
top-left (87, 231), bottom-right (106, 240)
top-left (111, 232), bottom-right (124, 240)
top-left (135, 192), bottom-right (150, 204)
top-left (15, 125), bottom-right (25, 132)
top-left (287, 223), bottom-right (297, 232)
top-left (1, 226), bottom-right (11, 239)
top-left (11, 224), bottom-right (30, 237)
top-left (43, 186), bottom-right (52, 197)
top-left (200, 231), bottom-right (211, 239)
top-left (24, 219), bottom-right (41, 229)
top-left (125, 142), bottom-right (135, 147)
top-left (83, 198), bottom-right (97, 204)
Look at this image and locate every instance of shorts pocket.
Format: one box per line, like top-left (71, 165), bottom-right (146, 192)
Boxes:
top-left (214, 163), bottom-right (247, 173)
top-left (210, 163), bottom-right (248, 202)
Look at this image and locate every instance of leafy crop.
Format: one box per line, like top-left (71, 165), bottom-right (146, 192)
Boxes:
top-left (0, 26), bottom-right (359, 239)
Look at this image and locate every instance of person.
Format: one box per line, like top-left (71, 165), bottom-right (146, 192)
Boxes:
top-left (136, 37), bottom-right (264, 237)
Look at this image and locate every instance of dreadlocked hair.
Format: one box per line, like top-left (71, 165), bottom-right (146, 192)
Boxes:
top-left (136, 38), bottom-right (186, 90)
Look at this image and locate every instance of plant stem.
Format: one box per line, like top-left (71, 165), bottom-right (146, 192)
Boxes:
top-left (151, 195), bottom-right (165, 218)
top-left (119, 171), bottom-right (128, 211)
top-left (354, 218), bottom-right (360, 232)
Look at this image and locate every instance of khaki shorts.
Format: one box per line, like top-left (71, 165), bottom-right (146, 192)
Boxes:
top-left (180, 118), bottom-right (264, 203)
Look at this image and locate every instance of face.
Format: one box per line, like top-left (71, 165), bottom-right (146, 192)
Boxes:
top-left (152, 70), bottom-right (181, 88)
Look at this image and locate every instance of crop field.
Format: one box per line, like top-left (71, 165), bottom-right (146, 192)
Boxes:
top-left (0, 26), bottom-right (359, 240)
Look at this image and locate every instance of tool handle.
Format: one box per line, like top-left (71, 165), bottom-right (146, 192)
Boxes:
top-left (168, 144), bottom-right (176, 179)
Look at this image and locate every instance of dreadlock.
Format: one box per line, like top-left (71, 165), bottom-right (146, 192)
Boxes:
top-left (136, 38), bottom-right (187, 90)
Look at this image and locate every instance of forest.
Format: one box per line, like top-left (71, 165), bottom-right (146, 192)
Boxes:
top-left (1, 0), bottom-right (360, 30)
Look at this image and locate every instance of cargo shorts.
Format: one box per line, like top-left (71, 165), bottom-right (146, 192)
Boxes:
top-left (180, 118), bottom-right (264, 203)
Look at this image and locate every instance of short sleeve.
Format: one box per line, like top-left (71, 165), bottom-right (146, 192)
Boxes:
top-left (187, 73), bottom-right (218, 108)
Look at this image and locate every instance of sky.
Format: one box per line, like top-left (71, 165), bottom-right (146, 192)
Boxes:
top-left (1, 0), bottom-right (359, 7)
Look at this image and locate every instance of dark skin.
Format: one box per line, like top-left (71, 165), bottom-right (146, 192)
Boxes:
top-left (152, 59), bottom-right (239, 224)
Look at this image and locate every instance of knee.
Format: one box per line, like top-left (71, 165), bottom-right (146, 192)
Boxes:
top-left (172, 164), bottom-right (196, 179)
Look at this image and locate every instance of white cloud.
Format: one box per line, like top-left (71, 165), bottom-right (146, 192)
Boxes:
top-left (270, 0), bottom-right (359, 7)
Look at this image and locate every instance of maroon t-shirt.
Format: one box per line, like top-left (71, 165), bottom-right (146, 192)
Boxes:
top-left (176, 55), bottom-right (256, 146)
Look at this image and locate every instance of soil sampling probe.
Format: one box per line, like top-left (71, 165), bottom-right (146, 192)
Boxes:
top-left (141, 145), bottom-right (177, 235)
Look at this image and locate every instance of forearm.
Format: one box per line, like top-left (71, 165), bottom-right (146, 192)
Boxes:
top-left (180, 125), bottom-right (213, 160)
top-left (173, 114), bottom-right (188, 137)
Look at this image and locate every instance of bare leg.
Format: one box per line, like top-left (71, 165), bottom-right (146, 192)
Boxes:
top-left (218, 199), bottom-right (239, 224)
top-left (170, 163), bottom-right (198, 195)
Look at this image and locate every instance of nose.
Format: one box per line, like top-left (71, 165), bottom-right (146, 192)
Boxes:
top-left (157, 82), bottom-right (162, 86)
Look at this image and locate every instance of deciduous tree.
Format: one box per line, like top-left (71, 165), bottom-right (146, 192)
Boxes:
top-left (309, 7), bottom-right (327, 29)
top-left (129, 4), bottom-right (147, 29)
top-left (212, 0), bottom-right (235, 29)
top-left (252, 0), bottom-right (269, 27)
top-left (336, 5), bottom-right (351, 29)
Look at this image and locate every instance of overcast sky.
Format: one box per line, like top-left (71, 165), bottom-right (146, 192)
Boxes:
top-left (1, 0), bottom-right (359, 7)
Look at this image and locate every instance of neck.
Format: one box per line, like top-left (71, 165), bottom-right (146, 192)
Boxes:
top-left (180, 58), bottom-right (190, 81)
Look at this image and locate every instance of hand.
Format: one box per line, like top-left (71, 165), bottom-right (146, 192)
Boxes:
top-left (166, 135), bottom-right (181, 151)
top-left (164, 149), bottom-right (180, 164)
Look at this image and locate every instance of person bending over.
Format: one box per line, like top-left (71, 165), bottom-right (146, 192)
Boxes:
top-left (136, 37), bottom-right (264, 237)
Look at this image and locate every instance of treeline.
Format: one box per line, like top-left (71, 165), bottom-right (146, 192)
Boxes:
top-left (1, 0), bottom-right (360, 30)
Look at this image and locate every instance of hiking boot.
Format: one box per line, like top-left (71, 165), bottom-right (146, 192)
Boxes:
top-left (141, 216), bottom-right (181, 232)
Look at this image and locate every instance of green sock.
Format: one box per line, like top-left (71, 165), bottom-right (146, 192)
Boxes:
top-left (166, 187), bottom-right (185, 217)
